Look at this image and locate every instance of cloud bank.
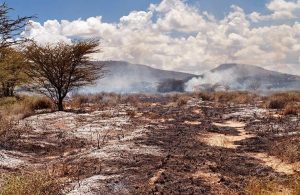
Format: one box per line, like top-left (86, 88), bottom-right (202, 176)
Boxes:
top-left (22, 0), bottom-right (300, 75)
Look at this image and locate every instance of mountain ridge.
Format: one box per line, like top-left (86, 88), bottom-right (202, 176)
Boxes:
top-left (79, 61), bottom-right (300, 93)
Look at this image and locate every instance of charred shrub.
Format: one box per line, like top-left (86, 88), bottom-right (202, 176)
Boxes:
top-left (265, 98), bottom-right (286, 109)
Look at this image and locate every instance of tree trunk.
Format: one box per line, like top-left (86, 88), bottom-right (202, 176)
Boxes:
top-left (57, 98), bottom-right (64, 111)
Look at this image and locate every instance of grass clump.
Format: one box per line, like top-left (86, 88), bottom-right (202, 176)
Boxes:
top-left (268, 137), bottom-right (300, 163)
top-left (0, 171), bottom-right (62, 195)
top-left (245, 176), bottom-right (300, 195)
top-left (264, 92), bottom-right (300, 109)
top-left (282, 103), bottom-right (299, 116)
top-left (0, 95), bottom-right (54, 119)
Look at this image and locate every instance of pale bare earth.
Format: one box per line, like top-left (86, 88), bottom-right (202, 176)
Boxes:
top-left (201, 120), bottom-right (300, 175)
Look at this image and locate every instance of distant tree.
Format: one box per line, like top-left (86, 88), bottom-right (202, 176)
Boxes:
top-left (0, 3), bottom-right (33, 49)
top-left (24, 41), bottom-right (106, 111)
top-left (0, 48), bottom-right (29, 96)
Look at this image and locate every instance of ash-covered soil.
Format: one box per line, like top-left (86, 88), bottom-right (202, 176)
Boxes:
top-left (0, 94), bottom-right (299, 194)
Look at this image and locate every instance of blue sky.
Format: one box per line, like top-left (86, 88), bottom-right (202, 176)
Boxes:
top-left (7, 0), bottom-right (269, 23)
top-left (5, 0), bottom-right (300, 75)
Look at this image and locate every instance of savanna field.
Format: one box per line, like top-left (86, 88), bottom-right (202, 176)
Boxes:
top-left (0, 92), bottom-right (299, 194)
top-left (1, 0), bottom-right (300, 194)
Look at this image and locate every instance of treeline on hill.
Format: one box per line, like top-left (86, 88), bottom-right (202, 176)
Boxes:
top-left (0, 3), bottom-right (105, 111)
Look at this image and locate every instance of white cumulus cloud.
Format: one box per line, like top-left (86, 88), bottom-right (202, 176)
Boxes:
top-left (250, 0), bottom-right (300, 22)
top-left (22, 0), bottom-right (300, 75)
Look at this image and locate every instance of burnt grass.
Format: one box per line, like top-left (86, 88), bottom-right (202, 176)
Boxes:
top-left (93, 96), bottom-right (299, 194)
top-left (1, 93), bottom-right (299, 194)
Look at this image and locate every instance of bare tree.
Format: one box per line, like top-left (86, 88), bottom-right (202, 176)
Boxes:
top-left (24, 40), bottom-right (106, 111)
top-left (0, 3), bottom-right (33, 49)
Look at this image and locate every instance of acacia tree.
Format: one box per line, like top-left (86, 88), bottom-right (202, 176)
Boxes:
top-left (24, 41), bottom-right (105, 111)
top-left (0, 48), bottom-right (29, 96)
top-left (0, 3), bottom-right (33, 49)
top-left (0, 3), bottom-right (33, 96)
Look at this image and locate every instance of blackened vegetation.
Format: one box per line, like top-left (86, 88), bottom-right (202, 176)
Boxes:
top-left (157, 79), bottom-right (185, 93)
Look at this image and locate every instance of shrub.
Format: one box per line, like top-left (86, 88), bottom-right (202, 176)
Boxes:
top-left (283, 103), bottom-right (299, 116)
top-left (0, 96), bottom-right (54, 119)
top-left (245, 177), bottom-right (284, 195)
top-left (0, 171), bottom-right (62, 195)
top-left (264, 92), bottom-right (300, 109)
top-left (245, 176), bottom-right (300, 195)
top-left (28, 96), bottom-right (54, 110)
top-left (265, 98), bottom-right (286, 109)
top-left (268, 137), bottom-right (300, 163)
top-left (0, 97), bottom-right (18, 107)
top-left (176, 97), bottom-right (188, 107)
top-left (0, 116), bottom-right (29, 148)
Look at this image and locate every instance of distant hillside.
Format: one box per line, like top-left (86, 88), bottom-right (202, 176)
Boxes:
top-left (78, 62), bottom-right (300, 93)
top-left (79, 61), bottom-right (195, 93)
top-left (186, 63), bottom-right (300, 91)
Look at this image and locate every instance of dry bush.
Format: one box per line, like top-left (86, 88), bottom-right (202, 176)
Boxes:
top-left (69, 95), bottom-right (92, 108)
top-left (0, 171), bottom-right (62, 195)
top-left (167, 93), bottom-right (190, 106)
top-left (283, 103), bottom-right (299, 116)
top-left (197, 92), bottom-right (213, 101)
top-left (245, 176), bottom-right (300, 195)
top-left (264, 92), bottom-right (300, 110)
top-left (27, 96), bottom-right (54, 110)
top-left (0, 116), bottom-right (29, 148)
top-left (292, 176), bottom-right (300, 195)
top-left (201, 91), bottom-right (258, 104)
top-left (265, 97), bottom-right (286, 109)
top-left (268, 137), bottom-right (300, 163)
top-left (126, 110), bottom-right (136, 118)
top-left (176, 96), bottom-right (188, 107)
top-left (0, 97), bottom-right (18, 107)
top-left (0, 95), bottom-right (54, 119)
top-left (245, 177), bottom-right (283, 195)
top-left (121, 94), bottom-right (141, 107)
top-left (0, 117), bottom-right (22, 141)
top-left (69, 93), bottom-right (122, 110)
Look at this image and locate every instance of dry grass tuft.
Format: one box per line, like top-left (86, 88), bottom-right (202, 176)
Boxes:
top-left (0, 171), bottom-right (62, 195)
top-left (0, 95), bottom-right (54, 119)
top-left (283, 103), bottom-right (299, 116)
top-left (245, 177), bottom-right (283, 195)
top-left (245, 176), bottom-right (300, 195)
top-left (194, 91), bottom-right (258, 104)
top-left (176, 96), bottom-right (188, 107)
top-left (268, 137), bottom-right (300, 163)
top-left (264, 92), bottom-right (300, 110)
top-left (69, 93), bottom-right (122, 110)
